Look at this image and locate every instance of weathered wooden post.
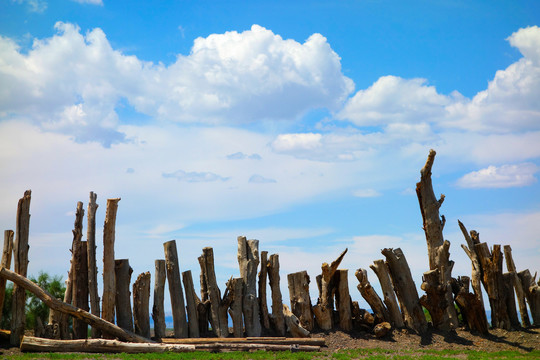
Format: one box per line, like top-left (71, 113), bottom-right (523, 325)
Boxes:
top-left (197, 256), bottom-right (210, 336)
top-left (133, 272), bottom-right (151, 338)
top-left (182, 270), bottom-right (200, 338)
top-left (336, 269), bottom-right (352, 331)
top-left (287, 270), bottom-right (314, 331)
top-left (72, 239), bottom-right (89, 339)
top-left (102, 198), bottom-right (120, 331)
top-left (164, 240), bottom-right (188, 338)
top-left (237, 236), bottom-right (261, 337)
top-left (152, 260), bottom-right (167, 340)
top-left (517, 269), bottom-right (540, 326)
top-left (115, 259), bottom-right (133, 332)
top-left (86, 191), bottom-right (101, 338)
top-left (0, 230), bottom-right (14, 325)
top-left (355, 268), bottom-right (389, 324)
top-left (228, 277), bottom-right (244, 337)
top-left (10, 190), bottom-right (31, 346)
top-left (200, 247), bottom-right (228, 337)
top-left (370, 259), bottom-right (404, 328)
top-left (268, 253), bottom-right (285, 336)
top-left (258, 250), bottom-right (271, 333)
top-left (504, 245), bottom-right (531, 327)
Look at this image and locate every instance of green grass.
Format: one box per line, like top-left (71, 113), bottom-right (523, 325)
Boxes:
top-left (3, 349), bottom-right (540, 360)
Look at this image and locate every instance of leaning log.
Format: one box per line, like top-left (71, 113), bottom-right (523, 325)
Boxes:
top-left (102, 198), bottom-right (120, 330)
top-left (133, 272), bottom-right (151, 338)
top-left (370, 259), bottom-right (404, 328)
top-left (287, 270), bottom-right (314, 331)
top-left (10, 190), bottom-right (31, 346)
top-left (0, 230), bottom-right (14, 325)
top-left (115, 259), bottom-right (134, 332)
top-left (0, 267), bottom-right (151, 343)
top-left (237, 236), bottom-right (261, 337)
top-left (517, 269), bottom-right (540, 326)
top-left (86, 191), bottom-right (101, 338)
top-left (21, 336), bottom-right (193, 353)
top-left (181, 270), bottom-right (200, 338)
top-left (164, 240), bottom-right (188, 338)
top-left (152, 260), bottom-right (167, 340)
top-left (355, 268), bottom-right (389, 324)
top-left (283, 304), bottom-right (309, 337)
top-left (504, 245), bottom-right (530, 327)
top-left (458, 221), bottom-right (486, 312)
top-left (268, 253), bottom-right (285, 336)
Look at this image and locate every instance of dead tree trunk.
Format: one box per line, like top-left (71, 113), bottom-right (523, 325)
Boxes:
top-left (258, 250), bottom-right (271, 333)
top-left (475, 242), bottom-right (511, 329)
top-left (355, 268), bottom-right (389, 324)
top-left (335, 269), bottom-right (352, 331)
top-left (227, 277), bottom-right (244, 337)
top-left (313, 248), bottom-right (347, 330)
top-left (416, 149), bottom-right (458, 330)
top-left (163, 240), bottom-right (188, 338)
top-left (181, 270), bottom-right (200, 338)
top-left (454, 276), bottom-right (489, 334)
top-left (0, 230), bottom-right (14, 325)
top-left (102, 198), bottom-right (120, 330)
top-left (200, 247), bottom-right (228, 337)
top-left (287, 271), bottom-right (313, 331)
top-left (133, 272), bottom-right (151, 339)
top-left (504, 245), bottom-right (530, 327)
top-left (237, 236), bottom-right (261, 337)
top-left (370, 259), bottom-right (404, 328)
top-left (382, 248), bottom-right (427, 334)
top-left (10, 190), bottom-right (31, 346)
top-left (197, 256), bottom-right (210, 336)
top-left (72, 240), bottom-right (89, 339)
top-left (458, 221), bottom-right (486, 311)
top-left (152, 260), bottom-right (166, 340)
top-left (267, 254), bottom-right (285, 336)
top-left (517, 269), bottom-right (540, 326)
top-left (503, 272), bottom-right (520, 328)
top-left (86, 191), bottom-right (101, 338)
top-left (420, 269), bottom-right (447, 328)
top-left (115, 259), bottom-right (133, 332)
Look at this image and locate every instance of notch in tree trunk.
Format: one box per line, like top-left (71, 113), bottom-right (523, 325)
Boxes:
top-left (152, 260), bottom-right (167, 340)
top-left (102, 198), bottom-right (120, 334)
top-left (237, 236), bottom-right (261, 337)
top-left (115, 259), bottom-right (133, 332)
top-left (268, 253), bottom-right (285, 336)
top-left (86, 191), bottom-right (101, 338)
top-left (163, 240), bottom-right (188, 338)
top-left (133, 272), bottom-right (151, 338)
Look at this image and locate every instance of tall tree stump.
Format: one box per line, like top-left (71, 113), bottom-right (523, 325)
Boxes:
top-left (115, 259), bottom-right (134, 332)
top-left (504, 245), bottom-right (530, 327)
top-left (268, 253), bottom-right (285, 336)
top-left (86, 191), bottom-right (101, 338)
top-left (182, 270), bottom-right (200, 338)
top-left (152, 260), bottom-right (167, 340)
top-left (0, 230), bottom-right (14, 326)
top-left (517, 269), bottom-right (540, 326)
top-left (11, 190), bottom-right (31, 346)
top-left (72, 239), bottom-right (89, 339)
top-left (287, 270), bottom-right (314, 331)
top-left (237, 236), bottom-right (261, 337)
top-left (200, 247), bottom-right (228, 337)
top-left (370, 259), bottom-right (404, 328)
top-left (227, 277), bottom-right (244, 337)
top-left (197, 256), bottom-right (210, 336)
top-left (102, 198), bottom-right (120, 331)
top-left (459, 221), bottom-right (487, 313)
top-left (133, 272), bottom-right (151, 339)
top-left (335, 269), bottom-right (352, 331)
top-left (258, 250), bottom-right (271, 332)
top-left (355, 268), bottom-right (389, 324)
top-left (164, 240), bottom-right (188, 338)
top-left (454, 276), bottom-right (489, 334)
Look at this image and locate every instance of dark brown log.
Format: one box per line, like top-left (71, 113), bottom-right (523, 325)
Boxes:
top-left (152, 260), bottom-right (166, 340)
top-left (503, 272), bottom-right (520, 328)
top-left (133, 272), bottom-right (151, 338)
top-left (227, 277), bottom-right (244, 337)
top-left (454, 276), bottom-right (489, 334)
top-left (102, 198), bottom-right (120, 329)
top-left (115, 259), bottom-right (134, 332)
top-left (351, 301), bottom-right (375, 330)
top-left (86, 191), bottom-right (101, 338)
top-left (287, 270), bottom-right (313, 331)
top-left (370, 259), bottom-right (404, 328)
top-left (72, 239), bottom-right (89, 339)
top-left (268, 253), bottom-right (285, 336)
top-left (335, 269), bottom-right (352, 331)
top-left (237, 236), bottom-right (261, 337)
top-left (163, 240), bottom-right (188, 338)
top-left (355, 268), bottom-right (389, 323)
top-left (162, 337), bottom-right (325, 346)
top-left (517, 269), bottom-right (540, 326)
top-left (197, 255), bottom-right (210, 336)
top-left (420, 269), bottom-right (447, 328)
top-left (0, 230), bottom-right (14, 326)
top-left (10, 190), bottom-right (31, 346)
top-left (200, 246), bottom-right (228, 337)
top-left (504, 245), bottom-right (530, 327)
top-left (181, 270), bottom-right (200, 338)
top-left (283, 304), bottom-right (309, 337)
top-left (382, 248), bottom-right (427, 334)
top-left (21, 336), bottom-right (193, 353)
top-left (258, 250), bottom-right (271, 332)
top-left (0, 267), bottom-right (150, 343)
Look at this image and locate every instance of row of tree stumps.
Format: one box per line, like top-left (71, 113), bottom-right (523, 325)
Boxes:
top-left (0, 149), bottom-right (539, 351)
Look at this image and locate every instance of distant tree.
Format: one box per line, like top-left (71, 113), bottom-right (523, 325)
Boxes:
top-left (1, 283), bottom-right (13, 329)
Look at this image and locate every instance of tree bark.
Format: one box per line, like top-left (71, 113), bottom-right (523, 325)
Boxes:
top-left (197, 255), bottom-right (210, 336)
top-left (355, 268), bottom-right (389, 324)
top-left (72, 240), bottom-right (89, 339)
top-left (382, 248), bottom-right (427, 334)
top-left (152, 260), bottom-right (166, 340)
top-left (115, 259), bottom-right (133, 332)
top-left (200, 246), bottom-right (228, 337)
top-left (453, 276), bottom-right (489, 334)
top-left (420, 269), bottom-right (447, 328)
top-left (163, 240), bottom-right (188, 338)
top-left (370, 259), bottom-right (404, 328)
top-left (517, 269), bottom-right (540, 326)
top-left (102, 198), bottom-right (120, 331)
top-left (503, 272), bottom-right (520, 329)
top-left (258, 250), bottom-right (271, 332)
top-left (10, 190), bottom-right (31, 346)
top-left (335, 269), bottom-right (352, 331)
top-left (133, 272), bottom-right (151, 339)
top-left (0, 267), bottom-right (150, 343)
top-left (458, 221), bottom-right (486, 311)
top-left (86, 191), bottom-right (101, 338)
top-left (227, 277), bottom-right (244, 337)
top-left (268, 253), bottom-right (285, 336)
top-left (287, 270), bottom-right (313, 331)
top-left (504, 245), bottom-right (530, 327)
top-left (0, 230), bottom-right (14, 326)
top-left (181, 270), bottom-right (200, 338)
top-left (237, 236), bottom-right (261, 337)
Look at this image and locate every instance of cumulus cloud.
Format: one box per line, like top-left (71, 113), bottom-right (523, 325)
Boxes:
top-left (162, 170), bottom-right (230, 183)
top-left (456, 163), bottom-right (539, 188)
top-left (249, 175), bottom-right (276, 184)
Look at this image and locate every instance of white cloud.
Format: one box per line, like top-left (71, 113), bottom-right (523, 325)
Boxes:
top-left (227, 152), bottom-right (261, 160)
top-left (352, 189), bottom-right (381, 198)
top-left (163, 170), bottom-right (230, 183)
top-left (71, 0), bottom-right (103, 5)
top-left (456, 163), bottom-right (539, 188)
top-left (249, 174), bottom-right (277, 184)
top-left (13, 0), bottom-right (47, 13)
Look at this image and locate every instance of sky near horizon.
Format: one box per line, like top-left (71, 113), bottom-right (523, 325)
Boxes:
top-left (1, 0), bottom-right (540, 316)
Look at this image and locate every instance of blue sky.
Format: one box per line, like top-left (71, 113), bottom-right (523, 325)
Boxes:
top-left (1, 0), bottom-right (540, 314)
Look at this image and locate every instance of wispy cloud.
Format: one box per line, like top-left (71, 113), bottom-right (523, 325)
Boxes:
top-left (456, 163), bottom-right (539, 188)
top-left (352, 189), bottom-right (381, 198)
top-left (71, 0), bottom-right (103, 5)
top-left (13, 0), bottom-right (47, 13)
top-left (249, 174), bottom-right (277, 184)
top-left (227, 152), bottom-right (261, 160)
top-left (162, 170), bottom-right (230, 183)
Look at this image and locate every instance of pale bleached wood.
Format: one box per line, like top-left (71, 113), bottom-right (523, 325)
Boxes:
top-left (458, 220), bottom-right (486, 311)
top-left (0, 230), bottom-right (14, 326)
top-left (355, 268), bottom-right (389, 323)
top-left (86, 191), bottom-right (101, 338)
top-left (152, 260), bottom-right (166, 340)
top-left (237, 236), bottom-right (261, 337)
top-left (258, 250), bottom-right (271, 332)
top-left (10, 190), bottom-right (31, 346)
top-left (163, 240), bottom-right (188, 338)
top-left (181, 270), bottom-right (200, 338)
top-left (287, 270), bottom-right (313, 331)
top-left (162, 337), bottom-right (325, 346)
top-left (336, 269), bottom-right (352, 331)
top-left (504, 245), bottom-right (531, 327)
top-left (102, 198), bottom-right (120, 330)
top-left (115, 259), bottom-right (133, 332)
top-left (0, 267), bottom-right (151, 343)
top-left (227, 277), bottom-right (244, 337)
top-left (133, 272), bottom-right (151, 338)
top-left (370, 259), bottom-right (404, 328)
top-left (268, 253), bottom-right (285, 336)
top-left (283, 304), bottom-right (309, 337)
top-left (200, 246), bottom-right (228, 337)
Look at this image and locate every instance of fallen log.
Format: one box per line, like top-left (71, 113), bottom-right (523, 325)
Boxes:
top-left (193, 343), bottom-right (320, 352)
top-left (0, 267), bottom-right (151, 343)
top-left (20, 336), bottom-right (193, 353)
top-left (162, 337), bottom-right (325, 346)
